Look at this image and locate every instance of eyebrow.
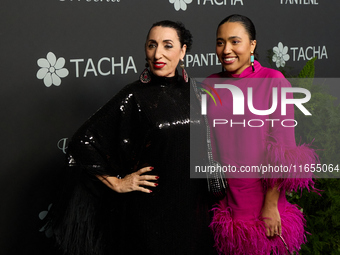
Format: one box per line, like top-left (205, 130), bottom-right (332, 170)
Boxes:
top-left (148, 39), bottom-right (174, 43)
top-left (216, 36), bottom-right (242, 41)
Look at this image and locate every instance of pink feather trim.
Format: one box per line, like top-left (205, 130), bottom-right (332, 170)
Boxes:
top-left (210, 200), bottom-right (307, 255)
top-left (263, 139), bottom-right (319, 192)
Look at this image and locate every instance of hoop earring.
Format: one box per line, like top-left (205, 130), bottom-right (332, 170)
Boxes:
top-left (179, 59), bottom-right (188, 83)
top-left (251, 51), bottom-right (255, 72)
top-left (140, 62), bottom-right (151, 83)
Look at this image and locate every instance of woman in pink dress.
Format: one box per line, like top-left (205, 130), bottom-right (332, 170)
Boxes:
top-left (206, 14), bottom-right (318, 254)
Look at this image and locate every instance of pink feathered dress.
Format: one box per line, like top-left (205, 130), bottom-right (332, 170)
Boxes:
top-left (205, 61), bottom-right (318, 255)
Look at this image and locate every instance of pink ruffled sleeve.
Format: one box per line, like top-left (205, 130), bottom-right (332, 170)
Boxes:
top-left (263, 78), bottom-right (319, 192)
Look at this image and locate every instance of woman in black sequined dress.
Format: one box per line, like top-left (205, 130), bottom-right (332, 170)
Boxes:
top-left (48, 20), bottom-right (215, 255)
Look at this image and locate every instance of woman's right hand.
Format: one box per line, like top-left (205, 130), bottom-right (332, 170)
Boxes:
top-left (96, 166), bottom-right (158, 193)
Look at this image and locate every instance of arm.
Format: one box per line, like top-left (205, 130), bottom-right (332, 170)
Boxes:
top-left (50, 83), bottom-right (152, 254)
top-left (261, 184), bottom-right (282, 237)
top-left (263, 78), bottom-right (317, 192)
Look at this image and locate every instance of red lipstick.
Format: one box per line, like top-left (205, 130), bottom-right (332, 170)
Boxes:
top-left (153, 62), bottom-right (166, 69)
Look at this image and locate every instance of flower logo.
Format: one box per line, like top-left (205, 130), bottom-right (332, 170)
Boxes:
top-left (272, 42), bottom-right (290, 68)
top-left (39, 204), bottom-right (53, 238)
top-left (37, 52), bottom-right (69, 87)
top-left (169, 0), bottom-right (192, 11)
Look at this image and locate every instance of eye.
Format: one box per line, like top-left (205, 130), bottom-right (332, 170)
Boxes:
top-left (165, 44), bottom-right (173, 49)
top-left (148, 43), bottom-right (157, 49)
top-left (232, 40), bottom-right (241, 44)
top-left (216, 41), bottom-right (224, 46)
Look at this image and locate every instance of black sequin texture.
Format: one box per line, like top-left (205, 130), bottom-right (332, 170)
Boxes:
top-left (48, 74), bottom-right (216, 255)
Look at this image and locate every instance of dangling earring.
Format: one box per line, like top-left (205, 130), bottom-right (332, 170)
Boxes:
top-left (140, 62), bottom-right (151, 83)
top-left (251, 51), bottom-right (255, 72)
top-left (179, 59), bottom-right (188, 83)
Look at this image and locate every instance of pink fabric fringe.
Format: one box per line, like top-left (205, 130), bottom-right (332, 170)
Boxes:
top-left (210, 200), bottom-right (307, 255)
top-left (263, 140), bottom-right (320, 192)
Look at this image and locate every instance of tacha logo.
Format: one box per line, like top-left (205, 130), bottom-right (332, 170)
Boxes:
top-left (272, 42), bottom-right (290, 68)
top-left (36, 52), bottom-right (69, 87)
top-left (36, 52), bottom-right (137, 87)
top-left (272, 42), bottom-right (328, 68)
top-left (169, 0), bottom-right (244, 11)
top-left (169, 0), bottom-right (192, 11)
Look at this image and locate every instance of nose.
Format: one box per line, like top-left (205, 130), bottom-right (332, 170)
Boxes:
top-left (154, 46), bottom-right (163, 60)
top-left (223, 42), bottom-right (232, 55)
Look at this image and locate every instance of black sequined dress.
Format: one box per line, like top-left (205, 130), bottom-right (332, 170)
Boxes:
top-left (49, 74), bottom-right (216, 255)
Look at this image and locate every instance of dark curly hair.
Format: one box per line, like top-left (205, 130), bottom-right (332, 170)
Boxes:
top-left (147, 20), bottom-right (193, 52)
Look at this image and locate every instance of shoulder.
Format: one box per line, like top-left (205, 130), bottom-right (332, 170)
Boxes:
top-left (114, 80), bottom-right (142, 95)
top-left (82, 80), bottom-right (142, 125)
top-left (254, 62), bottom-right (292, 88)
top-left (256, 67), bottom-right (292, 90)
top-left (71, 80), bottom-right (142, 140)
top-left (257, 65), bottom-right (285, 78)
top-left (106, 80), bottom-right (142, 104)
